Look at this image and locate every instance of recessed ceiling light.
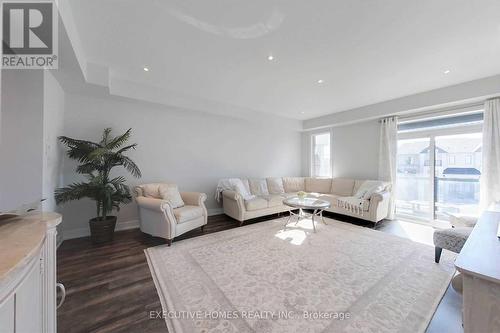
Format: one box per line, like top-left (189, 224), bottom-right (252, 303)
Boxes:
top-left (143, 67), bottom-right (150, 72)
top-left (267, 55), bottom-right (274, 61)
top-left (443, 70), bottom-right (451, 74)
top-left (300, 111), bottom-right (305, 114)
top-left (317, 79), bottom-right (324, 84)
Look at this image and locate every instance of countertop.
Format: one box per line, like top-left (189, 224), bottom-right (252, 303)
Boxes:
top-left (0, 212), bottom-right (62, 283)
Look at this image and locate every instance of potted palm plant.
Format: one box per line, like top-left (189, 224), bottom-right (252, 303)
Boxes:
top-left (55, 128), bottom-right (141, 243)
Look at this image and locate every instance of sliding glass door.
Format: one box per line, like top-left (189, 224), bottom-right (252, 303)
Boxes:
top-left (434, 133), bottom-right (482, 220)
top-left (396, 138), bottom-right (433, 221)
top-left (396, 131), bottom-right (482, 223)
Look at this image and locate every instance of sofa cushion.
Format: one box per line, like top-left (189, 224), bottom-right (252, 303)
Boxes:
top-left (173, 205), bottom-right (203, 223)
top-left (266, 177), bottom-right (285, 194)
top-left (318, 194), bottom-right (340, 206)
top-left (282, 177), bottom-right (305, 192)
top-left (331, 178), bottom-right (355, 196)
top-left (244, 197), bottom-right (268, 211)
top-left (262, 194), bottom-right (284, 207)
top-left (159, 184), bottom-right (185, 208)
top-left (305, 178), bottom-right (332, 193)
top-left (241, 179), bottom-right (251, 194)
top-left (249, 179), bottom-right (270, 196)
top-left (141, 183), bottom-right (162, 198)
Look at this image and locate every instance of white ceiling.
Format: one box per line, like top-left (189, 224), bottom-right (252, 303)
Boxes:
top-left (62, 0), bottom-right (500, 120)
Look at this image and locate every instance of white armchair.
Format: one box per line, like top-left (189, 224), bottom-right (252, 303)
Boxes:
top-left (134, 183), bottom-right (208, 246)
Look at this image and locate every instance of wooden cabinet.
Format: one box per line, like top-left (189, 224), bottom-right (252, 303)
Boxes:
top-left (0, 213), bottom-right (62, 333)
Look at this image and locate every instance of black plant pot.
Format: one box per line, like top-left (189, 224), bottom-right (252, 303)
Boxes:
top-left (89, 216), bottom-right (117, 244)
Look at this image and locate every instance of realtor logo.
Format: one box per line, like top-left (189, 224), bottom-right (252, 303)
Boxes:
top-left (2, 1), bottom-right (58, 68)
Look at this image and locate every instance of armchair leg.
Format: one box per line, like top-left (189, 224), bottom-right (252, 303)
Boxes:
top-left (201, 225), bottom-right (205, 232)
top-left (166, 239), bottom-right (172, 247)
top-left (435, 247), bottom-right (443, 263)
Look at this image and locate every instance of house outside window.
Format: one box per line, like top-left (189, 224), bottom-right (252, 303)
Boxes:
top-left (465, 155), bottom-right (472, 165)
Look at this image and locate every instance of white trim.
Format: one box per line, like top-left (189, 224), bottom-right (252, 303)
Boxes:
top-left (62, 209), bottom-right (225, 240)
top-left (207, 208), bottom-right (224, 216)
top-left (398, 124), bottom-right (482, 140)
top-left (62, 219), bottom-right (140, 240)
top-left (398, 103), bottom-right (483, 124)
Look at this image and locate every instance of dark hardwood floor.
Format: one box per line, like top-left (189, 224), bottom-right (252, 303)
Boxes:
top-left (57, 213), bottom-right (461, 333)
top-left (57, 214), bottom-right (284, 333)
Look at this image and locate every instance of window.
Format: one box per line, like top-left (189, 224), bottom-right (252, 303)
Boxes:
top-left (396, 109), bottom-right (483, 222)
top-left (311, 132), bottom-right (332, 177)
top-left (396, 130), bottom-right (482, 223)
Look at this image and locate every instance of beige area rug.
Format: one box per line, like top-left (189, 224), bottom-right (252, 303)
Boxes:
top-left (145, 218), bottom-right (456, 333)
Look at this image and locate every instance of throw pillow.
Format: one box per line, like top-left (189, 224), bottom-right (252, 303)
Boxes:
top-left (232, 179), bottom-right (255, 200)
top-left (142, 184), bottom-right (161, 198)
top-left (266, 177), bottom-right (285, 194)
top-left (354, 181), bottom-right (384, 200)
top-left (159, 184), bottom-right (185, 208)
top-left (249, 179), bottom-right (270, 196)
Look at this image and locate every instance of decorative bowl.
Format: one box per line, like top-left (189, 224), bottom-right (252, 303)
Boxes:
top-left (297, 191), bottom-right (307, 200)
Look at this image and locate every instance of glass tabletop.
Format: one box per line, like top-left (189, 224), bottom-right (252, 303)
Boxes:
top-left (283, 196), bottom-right (331, 209)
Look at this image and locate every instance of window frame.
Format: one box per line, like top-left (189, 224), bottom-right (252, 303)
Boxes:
top-left (310, 130), bottom-right (333, 178)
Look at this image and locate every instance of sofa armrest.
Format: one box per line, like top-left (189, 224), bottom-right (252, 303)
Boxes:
top-left (370, 190), bottom-right (390, 203)
top-left (135, 196), bottom-right (178, 239)
top-left (367, 190), bottom-right (391, 222)
top-left (222, 190), bottom-right (246, 221)
top-left (136, 196), bottom-right (174, 213)
top-left (181, 192), bottom-right (207, 207)
top-left (222, 190), bottom-right (242, 201)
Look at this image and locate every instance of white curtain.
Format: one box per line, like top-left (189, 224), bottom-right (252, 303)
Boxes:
top-left (480, 98), bottom-right (500, 211)
top-left (379, 116), bottom-right (398, 220)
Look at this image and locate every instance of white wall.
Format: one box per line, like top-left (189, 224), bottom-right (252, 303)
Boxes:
top-left (0, 70), bottom-right (44, 212)
top-left (0, 69), bottom-right (66, 219)
top-left (331, 120), bottom-right (380, 179)
top-left (302, 120), bottom-right (380, 180)
top-left (60, 92), bottom-right (302, 237)
top-left (42, 71), bottom-right (66, 212)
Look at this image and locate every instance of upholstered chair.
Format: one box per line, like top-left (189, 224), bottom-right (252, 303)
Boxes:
top-left (433, 214), bottom-right (478, 263)
top-left (134, 183), bottom-right (207, 246)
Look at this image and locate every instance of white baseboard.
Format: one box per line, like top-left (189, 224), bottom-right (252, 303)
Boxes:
top-left (63, 219), bottom-right (140, 240)
top-left (62, 210), bottom-right (225, 241)
top-left (208, 208), bottom-right (224, 216)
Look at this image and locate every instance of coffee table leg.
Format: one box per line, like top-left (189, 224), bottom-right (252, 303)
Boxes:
top-left (320, 210), bottom-right (327, 225)
top-left (312, 209), bottom-right (317, 232)
top-left (295, 208), bottom-right (302, 225)
top-left (284, 210), bottom-right (292, 229)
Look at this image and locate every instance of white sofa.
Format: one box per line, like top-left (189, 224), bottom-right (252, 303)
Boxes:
top-left (134, 183), bottom-right (208, 245)
top-left (221, 177), bottom-right (391, 225)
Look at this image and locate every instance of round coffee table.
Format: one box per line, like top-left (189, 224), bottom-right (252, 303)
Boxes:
top-left (282, 197), bottom-right (331, 232)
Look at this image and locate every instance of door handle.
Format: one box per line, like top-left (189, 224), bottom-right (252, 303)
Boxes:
top-left (56, 283), bottom-right (66, 309)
